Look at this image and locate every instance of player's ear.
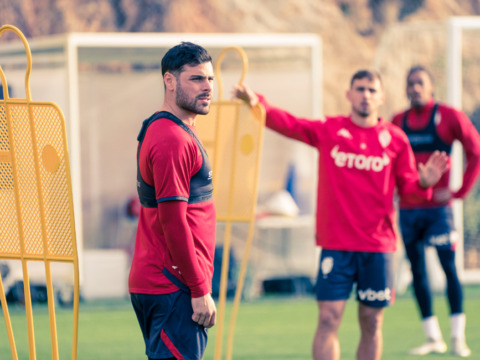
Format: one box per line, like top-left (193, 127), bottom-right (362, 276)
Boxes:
top-left (379, 89), bottom-right (386, 105)
top-left (346, 89), bottom-right (352, 102)
top-left (164, 72), bottom-right (176, 92)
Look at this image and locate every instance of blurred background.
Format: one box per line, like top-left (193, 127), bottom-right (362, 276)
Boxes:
top-left (1, 0), bottom-right (480, 302)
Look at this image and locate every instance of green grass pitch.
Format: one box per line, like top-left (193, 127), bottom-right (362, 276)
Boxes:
top-left (0, 286), bottom-right (479, 359)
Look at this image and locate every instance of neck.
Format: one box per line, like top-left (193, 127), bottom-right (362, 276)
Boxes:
top-left (161, 104), bottom-right (196, 126)
top-left (411, 99), bottom-right (434, 111)
top-left (350, 112), bottom-right (378, 127)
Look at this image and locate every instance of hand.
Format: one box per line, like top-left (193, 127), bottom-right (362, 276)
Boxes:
top-left (232, 83), bottom-right (258, 107)
top-left (418, 151), bottom-right (449, 188)
top-left (191, 293), bottom-right (216, 328)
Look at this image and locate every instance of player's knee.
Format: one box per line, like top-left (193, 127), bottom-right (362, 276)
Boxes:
top-left (318, 308), bottom-right (343, 332)
top-left (359, 308), bottom-right (384, 335)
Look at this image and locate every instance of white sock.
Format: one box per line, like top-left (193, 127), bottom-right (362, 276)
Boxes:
top-left (450, 313), bottom-right (466, 340)
top-left (422, 316), bottom-right (443, 341)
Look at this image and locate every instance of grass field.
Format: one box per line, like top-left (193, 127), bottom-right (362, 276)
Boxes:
top-left (1, 286), bottom-right (479, 359)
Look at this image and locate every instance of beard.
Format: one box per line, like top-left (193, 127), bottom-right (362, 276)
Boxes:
top-left (354, 105), bottom-right (370, 117)
top-left (175, 83), bottom-right (210, 115)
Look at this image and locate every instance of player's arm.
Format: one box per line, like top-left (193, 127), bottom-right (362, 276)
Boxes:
top-left (395, 140), bottom-right (447, 201)
top-left (233, 83), bottom-right (323, 146)
top-left (157, 200), bottom-right (216, 328)
top-left (449, 110), bottom-right (480, 199)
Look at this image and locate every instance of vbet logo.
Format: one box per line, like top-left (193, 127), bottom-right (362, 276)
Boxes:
top-left (358, 287), bottom-right (392, 302)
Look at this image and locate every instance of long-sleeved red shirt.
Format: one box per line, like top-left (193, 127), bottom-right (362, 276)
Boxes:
top-left (259, 95), bottom-right (431, 253)
top-left (129, 114), bottom-right (216, 298)
top-left (392, 100), bottom-right (480, 208)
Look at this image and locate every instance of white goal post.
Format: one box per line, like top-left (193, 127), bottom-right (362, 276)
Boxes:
top-left (447, 16), bottom-right (480, 283)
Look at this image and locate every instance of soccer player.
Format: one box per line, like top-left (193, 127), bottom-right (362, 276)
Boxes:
top-left (129, 42), bottom-right (217, 360)
top-left (232, 69), bottom-right (449, 360)
top-left (391, 65), bottom-right (480, 357)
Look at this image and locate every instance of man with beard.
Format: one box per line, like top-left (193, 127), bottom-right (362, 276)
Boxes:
top-left (232, 69), bottom-right (449, 360)
top-left (129, 42), bottom-right (217, 360)
top-left (392, 65), bottom-right (480, 357)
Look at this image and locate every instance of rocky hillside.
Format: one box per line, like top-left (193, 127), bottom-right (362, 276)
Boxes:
top-left (1, 0), bottom-right (480, 116)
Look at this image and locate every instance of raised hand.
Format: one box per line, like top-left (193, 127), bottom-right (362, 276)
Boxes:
top-left (418, 150), bottom-right (449, 188)
top-left (232, 83), bottom-right (259, 107)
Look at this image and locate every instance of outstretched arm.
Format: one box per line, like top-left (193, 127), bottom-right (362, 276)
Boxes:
top-left (418, 150), bottom-right (449, 188)
top-left (232, 83), bottom-right (323, 147)
top-left (232, 83), bottom-right (259, 107)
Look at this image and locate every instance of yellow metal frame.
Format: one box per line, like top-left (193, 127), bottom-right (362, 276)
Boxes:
top-left (196, 46), bottom-right (265, 360)
top-left (0, 25), bottom-right (80, 360)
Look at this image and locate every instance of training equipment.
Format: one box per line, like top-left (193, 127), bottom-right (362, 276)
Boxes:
top-left (0, 25), bottom-right (80, 360)
top-left (195, 46), bottom-right (265, 360)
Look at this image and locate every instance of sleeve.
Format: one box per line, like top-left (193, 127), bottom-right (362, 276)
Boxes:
top-left (150, 127), bottom-right (208, 297)
top-left (149, 128), bottom-right (199, 202)
top-left (448, 109), bottom-right (480, 199)
top-left (394, 134), bottom-right (433, 203)
top-left (158, 201), bottom-right (209, 297)
top-left (257, 94), bottom-right (324, 146)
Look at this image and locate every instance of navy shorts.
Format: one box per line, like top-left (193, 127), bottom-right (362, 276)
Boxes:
top-left (315, 249), bottom-right (395, 307)
top-left (131, 288), bottom-right (207, 360)
top-left (399, 207), bottom-right (458, 250)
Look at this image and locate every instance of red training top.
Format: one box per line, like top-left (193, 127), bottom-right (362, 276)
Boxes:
top-left (258, 94), bottom-right (431, 253)
top-left (392, 100), bottom-right (480, 208)
top-left (128, 116), bottom-right (216, 298)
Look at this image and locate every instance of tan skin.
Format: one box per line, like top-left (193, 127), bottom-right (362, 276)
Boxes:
top-left (162, 62), bottom-right (215, 125)
top-left (162, 62), bottom-right (217, 328)
top-left (233, 79), bottom-right (448, 359)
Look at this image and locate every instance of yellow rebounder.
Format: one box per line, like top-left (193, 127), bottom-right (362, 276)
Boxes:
top-left (0, 25), bottom-right (80, 360)
top-left (196, 46), bottom-right (265, 360)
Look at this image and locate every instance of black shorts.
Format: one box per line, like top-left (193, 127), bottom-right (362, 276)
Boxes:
top-left (131, 290), bottom-right (208, 360)
top-left (399, 206), bottom-right (458, 250)
top-left (315, 249), bottom-right (395, 307)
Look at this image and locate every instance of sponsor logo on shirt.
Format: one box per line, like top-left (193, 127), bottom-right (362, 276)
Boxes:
top-left (407, 134), bottom-right (434, 146)
top-left (358, 287), bottom-right (392, 302)
top-left (321, 256), bottom-right (334, 278)
top-left (330, 145), bottom-right (390, 172)
top-left (337, 128), bottom-right (353, 139)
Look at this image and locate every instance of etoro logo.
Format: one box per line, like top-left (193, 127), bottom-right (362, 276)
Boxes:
top-left (358, 287), bottom-right (392, 302)
top-left (330, 145), bottom-right (390, 172)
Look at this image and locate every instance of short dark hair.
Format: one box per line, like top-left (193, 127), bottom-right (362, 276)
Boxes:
top-left (350, 69), bottom-right (382, 88)
top-left (161, 42), bottom-right (212, 77)
top-left (407, 65), bottom-right (434, 83)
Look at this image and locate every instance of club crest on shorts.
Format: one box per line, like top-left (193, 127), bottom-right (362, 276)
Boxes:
top-left (321, 256), bottom-right (334, 278)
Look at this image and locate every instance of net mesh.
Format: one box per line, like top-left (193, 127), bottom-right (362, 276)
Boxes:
top-left (196, 101), bottom-right (264, 222)
top-left (0, 101), bottom-right (75, 261)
